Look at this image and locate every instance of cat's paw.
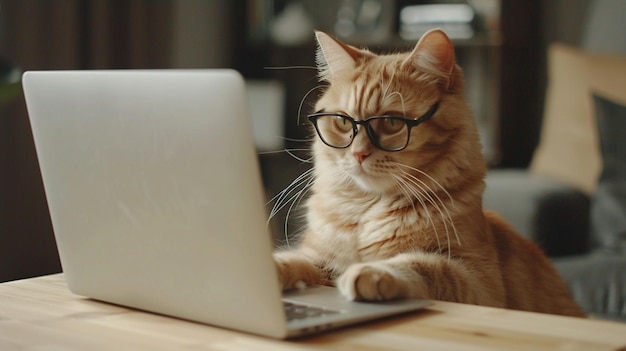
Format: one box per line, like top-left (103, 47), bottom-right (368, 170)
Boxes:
top-left (337, 263), bottom-right (410, 301)
top-left (273, 251), bottom-right (325, 290)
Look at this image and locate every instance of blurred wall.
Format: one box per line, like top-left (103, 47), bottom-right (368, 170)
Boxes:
top-left (0, 0), bottom-right (175, 282)
top-left (172, 1), bottom-right (232, 68)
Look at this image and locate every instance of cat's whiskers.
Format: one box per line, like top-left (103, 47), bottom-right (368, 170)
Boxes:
top-left (379, 73), bottom-right (408, 117)
top-left (282, 173), bottom-right (315, 247)
top-left (267, 167), bottom-right (315, 247)
top-left (267, 168), bottom-right (313, 219)
top-left (260, 67), bottom-right (318, 245)
top-left (390, 173), bottom-right (442, 252)
top-left (386, 92), bottom-right (407, 116)
top-left (394, 168), bottom-right (453, 257)
top-left (261, 64), bottom-right (320, 126)
top-left (258, 148), bottom-right (314, 164)
top-left (262, 139), bottom-right (315, 242)
top-left (335, 163), bottom-right (360, 191)
top-left (391, 163), bottom-right (461, 257)
top-left (402, 171), bottom-right (455, 258)
top-left (263, 144), bottom-right (314, 216)
top-left (263, 65), bottom-right (317, 70)
top-left (298, 85), bottom-right (325, 125)
top-left (393, 162), bottom-right (456, 208)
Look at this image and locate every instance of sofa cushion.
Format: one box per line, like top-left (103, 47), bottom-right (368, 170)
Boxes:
top-left (529, 44), bottom-right (600, 195)
top-left (484, 169), bottom-right (589, 256)
top-left (530, 45), bottom-right (626, 195)
top-left (590, 94), bottom-right (626, 252)
top-left (553, 253), bottom-right (626, 320)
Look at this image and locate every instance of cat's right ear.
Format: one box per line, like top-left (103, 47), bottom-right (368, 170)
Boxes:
top-left (402, 29), bottom-right (456, 90)
top-left (314, 31), bottom-right (360, 82)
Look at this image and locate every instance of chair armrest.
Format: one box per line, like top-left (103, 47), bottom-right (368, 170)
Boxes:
top-left (484, 169), bottom-right (590, 256)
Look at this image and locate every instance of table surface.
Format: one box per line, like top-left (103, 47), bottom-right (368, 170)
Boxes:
top-left (1, 274), bottom-right (625, 351)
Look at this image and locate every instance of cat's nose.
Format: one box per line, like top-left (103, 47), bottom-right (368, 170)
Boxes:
top-left (353, 150), bottom-right (371, 164)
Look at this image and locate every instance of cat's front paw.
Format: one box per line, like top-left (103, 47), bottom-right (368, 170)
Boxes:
top-left (273, 251), bottom-right (325, 290)
top-left (337, 263), bottom-right (409, 301)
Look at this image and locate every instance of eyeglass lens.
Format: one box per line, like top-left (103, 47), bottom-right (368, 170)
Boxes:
top-left (314, 115), bottom-right (354, 147)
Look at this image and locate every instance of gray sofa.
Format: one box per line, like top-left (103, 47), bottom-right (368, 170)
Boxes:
top-left (483, 42), bottom-right (626, 320)
top-left (484, 0), bottom-right (626, 320)
top-left (485, 169), bottom-right (626, 321)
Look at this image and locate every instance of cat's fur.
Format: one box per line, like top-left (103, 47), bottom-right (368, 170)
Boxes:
top-left (273, 29), bottom-right (584, 317)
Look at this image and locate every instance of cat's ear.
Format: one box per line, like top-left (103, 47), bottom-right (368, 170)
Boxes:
top-left (402, 29), bottom-right (456, 90)
top-left (314, 31), bottom-right (361, 82)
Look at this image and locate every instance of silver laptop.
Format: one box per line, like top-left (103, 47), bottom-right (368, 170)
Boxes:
top-left (22, 70), bottom-right (430, 339)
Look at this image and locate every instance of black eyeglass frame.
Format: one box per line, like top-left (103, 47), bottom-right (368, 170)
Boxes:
top-left (307, 102), bottom-right (440, 152)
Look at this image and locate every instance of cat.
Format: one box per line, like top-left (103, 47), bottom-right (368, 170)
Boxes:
top-left (273, 29), bottom-right (585, 317)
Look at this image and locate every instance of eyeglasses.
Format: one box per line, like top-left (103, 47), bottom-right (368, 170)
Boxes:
top-left (307, 103), bottom-right (439, 152)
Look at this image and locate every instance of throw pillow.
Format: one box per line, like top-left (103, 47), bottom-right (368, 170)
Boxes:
top-left (530, 45), bottom-right (626, 195)
top-left (590, 94), bottom-right (626, 253)
top-left (529, 44), bottom-right (600, 195)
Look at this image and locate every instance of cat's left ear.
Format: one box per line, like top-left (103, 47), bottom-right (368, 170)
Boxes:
top-left (314, 31), bottom-right (362, 82)
top-left (402, 29), bottom-right (456, 91)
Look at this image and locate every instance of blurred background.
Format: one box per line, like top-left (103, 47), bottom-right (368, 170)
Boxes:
top-left (0, 0), bottom-right (601, 282)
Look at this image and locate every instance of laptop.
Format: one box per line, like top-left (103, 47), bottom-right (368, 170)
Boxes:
top-left (21, 70), bottom-right (431, 339)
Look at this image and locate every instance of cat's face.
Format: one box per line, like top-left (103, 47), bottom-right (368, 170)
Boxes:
top-left (311, 30), bottom-right (481, 196)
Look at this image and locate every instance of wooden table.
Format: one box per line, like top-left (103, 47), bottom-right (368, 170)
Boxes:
top-left (1, 274), bottom-right (625, 350)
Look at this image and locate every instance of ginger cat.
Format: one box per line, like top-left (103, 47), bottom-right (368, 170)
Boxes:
top-left (273, 29), bottom-right (584, 317)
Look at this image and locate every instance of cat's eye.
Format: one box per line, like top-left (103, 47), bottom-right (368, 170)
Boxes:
top-left (378, 117), bottom-right (406, 134)
top-left (333, 116), bottom-right (354, 132)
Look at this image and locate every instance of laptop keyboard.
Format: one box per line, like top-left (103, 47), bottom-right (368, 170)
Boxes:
top-left (283, 301), bottom-right (342, 321)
